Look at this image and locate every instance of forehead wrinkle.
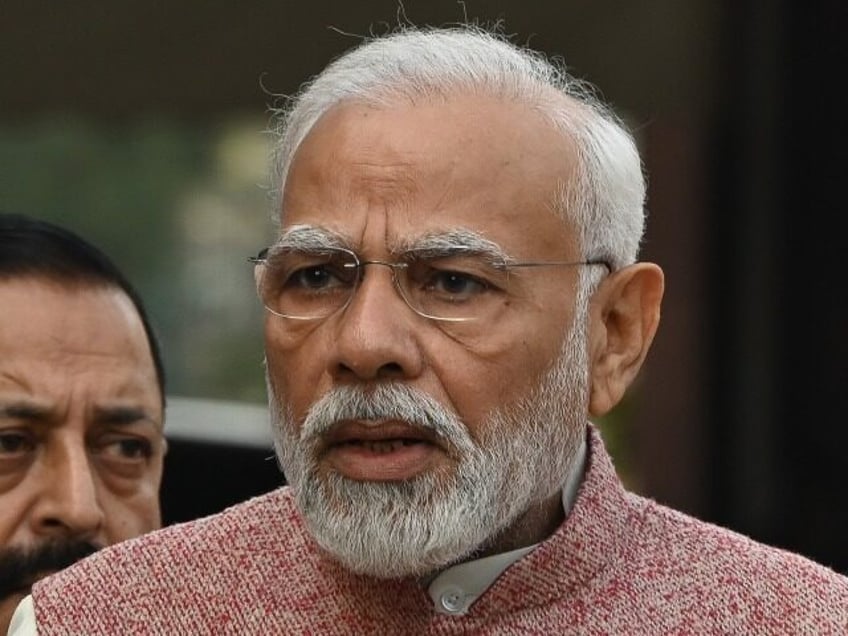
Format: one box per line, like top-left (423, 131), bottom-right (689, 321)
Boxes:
top-left (41, 344), bottom-right (137, 363)
top-left (0, 370), bottom-right (30, 391)
top-left (348, 159), bottom-right (420, 198)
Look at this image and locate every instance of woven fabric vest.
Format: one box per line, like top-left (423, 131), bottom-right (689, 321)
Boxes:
top-left (32, 427), bottom-right (848, 634)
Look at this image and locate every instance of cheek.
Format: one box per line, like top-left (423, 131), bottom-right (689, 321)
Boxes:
top-left (101, 489), bottom-right (162, 543)
top-left (264, 326), bottom-right (327, 421)
top-left (432, 340), bottom-right (557, 435)
top-left (0, 469), bottom-right (41, 544)
top-left (98, 461), bottom-right (164, 543)
top-left (0, 492), bottom-right (28, 544)
top-left (448, 314), bottom-right (572, 421)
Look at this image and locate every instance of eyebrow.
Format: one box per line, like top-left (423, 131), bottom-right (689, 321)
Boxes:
top-left (399, 229), bottom-right (514, 266)
top-left (0, 401), bottom-right (159, 428)
top-left (273, 225), bottom-right (514, 265)
top-left (273, 225), bottom-right (349, 252)
top-left (0, 402), bottom-right (51, 421)
top-left (92, 406), bottom-right (159, 428)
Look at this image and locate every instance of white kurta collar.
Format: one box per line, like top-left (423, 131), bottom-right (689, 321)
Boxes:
top-left (427, 434), bottom-right (587, 615)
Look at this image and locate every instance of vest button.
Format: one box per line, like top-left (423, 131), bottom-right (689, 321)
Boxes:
top-left (439, 587), bottom-right (468, 614)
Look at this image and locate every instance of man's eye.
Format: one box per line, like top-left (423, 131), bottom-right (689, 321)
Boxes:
top-left (287, 266), bottom-right (342, 290)
top-left (0, 431), bottom-right (34, 456)
top-left (419, 269), bottom-right (490, 301)
top-left (100, 437), bottom-right (153, 462)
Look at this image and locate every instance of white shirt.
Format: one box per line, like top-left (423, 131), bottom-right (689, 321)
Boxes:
top-left (6, 597), bottom-right (34, 636)
top-left (427, 435), bottom-right (586, 615)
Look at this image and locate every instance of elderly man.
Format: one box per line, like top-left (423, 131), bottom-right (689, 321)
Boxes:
top-left (11, 27), bottom-right (848, 634)
top-left (0, 214), bottom-right (166, 635)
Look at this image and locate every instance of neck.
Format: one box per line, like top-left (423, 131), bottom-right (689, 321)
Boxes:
top-left (476, 490), bottom-right (565, 558)
top-left (1, 592), bottom-right (26, 635)
top-left (471, 431), bottom-right (587, 560)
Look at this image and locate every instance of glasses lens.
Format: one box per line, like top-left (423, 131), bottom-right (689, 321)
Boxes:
top-left (258, 248), bottom-right (358, 319)
top-left (400, 253), bottom-right (508, 322)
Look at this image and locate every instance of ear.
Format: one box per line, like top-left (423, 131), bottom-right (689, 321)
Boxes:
top-left (587, 263), bottom-right (664, 417)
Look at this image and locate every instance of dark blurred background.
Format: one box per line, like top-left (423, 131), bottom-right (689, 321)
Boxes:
top-left (1, 0), bottom-right (845, 572)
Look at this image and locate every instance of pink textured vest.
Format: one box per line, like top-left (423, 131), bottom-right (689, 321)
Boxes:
top-left (32, 428), bottom-right (848, 634)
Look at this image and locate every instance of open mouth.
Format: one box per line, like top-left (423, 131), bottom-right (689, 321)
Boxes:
top-left (323, 419), bottom-right (441, 449)
top-left (334, 438), bottom-right (432, 453)
top-left (319, 420), bottom-right (444, 480)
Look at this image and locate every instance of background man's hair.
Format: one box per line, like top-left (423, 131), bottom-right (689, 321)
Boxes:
top-left (0, 212), bottom-right (166, 403)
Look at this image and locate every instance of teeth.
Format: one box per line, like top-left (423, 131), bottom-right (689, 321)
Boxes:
top-left (353, 439), bottom-right (417, 453)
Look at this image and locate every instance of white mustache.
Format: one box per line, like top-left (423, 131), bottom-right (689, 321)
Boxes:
top-left (300, 384), bottom-right (476, 453)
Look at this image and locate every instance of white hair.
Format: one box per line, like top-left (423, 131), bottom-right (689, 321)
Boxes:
top-left (270, 26), bottom-right (647, 273)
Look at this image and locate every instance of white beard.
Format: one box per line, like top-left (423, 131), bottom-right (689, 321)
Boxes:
top-left (269, 310), bottom-right (589, 579)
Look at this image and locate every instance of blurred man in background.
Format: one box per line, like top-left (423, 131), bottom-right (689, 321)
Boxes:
top-left (12, 26), bottom-right (848, 634)
top-left (0, 213), bottom-right (166, 634)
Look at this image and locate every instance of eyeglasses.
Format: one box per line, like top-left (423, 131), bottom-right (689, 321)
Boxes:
top-left (250, 245), bottom-right (610, 323)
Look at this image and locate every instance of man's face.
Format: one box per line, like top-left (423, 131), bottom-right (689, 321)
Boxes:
top-left (265, 93), bottom-right (589, 576)
top-left (0, 277), bottom-right (164, 625)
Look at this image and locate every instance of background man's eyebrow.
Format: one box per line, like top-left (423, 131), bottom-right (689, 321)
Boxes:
top-left (401, 230), bottom-right (514, 264)
top-left (0, 402), bottom-right (51, 420)
top-left (92, 406), bottom-right (158, 426)
top-left (273, 225), bottom-right (350, 251)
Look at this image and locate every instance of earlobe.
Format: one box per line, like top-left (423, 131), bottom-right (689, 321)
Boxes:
top-left (587, 263), bottom-right (664, 416)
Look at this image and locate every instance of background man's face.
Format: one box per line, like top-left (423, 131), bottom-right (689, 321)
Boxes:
top-left (264, 93), bottom-right (590, 575)
top-left (0, 277), bottom-right (165, 625)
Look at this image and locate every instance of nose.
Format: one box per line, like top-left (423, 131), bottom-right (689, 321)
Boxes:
top-left (31, 439), bottom-right (104, 541)
top-left (330, 263), bottom-right (425, 381)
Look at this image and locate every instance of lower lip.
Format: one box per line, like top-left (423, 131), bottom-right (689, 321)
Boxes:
top-left (323, 440), bottom-right (441, 481)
